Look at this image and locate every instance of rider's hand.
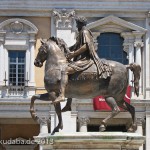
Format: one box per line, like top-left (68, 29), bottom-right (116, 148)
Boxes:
top-left (67, 52), bottom-right (74, 60)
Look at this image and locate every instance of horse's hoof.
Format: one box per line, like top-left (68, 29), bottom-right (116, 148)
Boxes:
top-left (127, 123), bottom-right (137, 132)
top-left (51, 125), bottom-right (63, 135)
top-left (30, 109), bottom-right (34, 112)
top-left (99, 124), bottom-right (106, 132)
top-left (132, 124), bottom-right (137, 131)
top-left (128, 125), bottom-right (137, 132)
top-left (51, 132), bottom-right (55, 135)
top-left (127, 127), bottom-right (134, 132)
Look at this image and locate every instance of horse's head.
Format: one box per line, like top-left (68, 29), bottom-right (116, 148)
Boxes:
top-left (34, 39), bottom-right (48, 67)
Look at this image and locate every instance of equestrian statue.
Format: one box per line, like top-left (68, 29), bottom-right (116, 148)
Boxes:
top-left (30, 16), bottom-right (141, 135)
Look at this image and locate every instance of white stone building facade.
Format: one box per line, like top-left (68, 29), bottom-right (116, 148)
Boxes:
top-left (0, 0), bottom-right (150, 150)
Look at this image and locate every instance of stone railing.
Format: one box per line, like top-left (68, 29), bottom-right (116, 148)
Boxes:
top-left (1, 85), bottom-right (28, 98)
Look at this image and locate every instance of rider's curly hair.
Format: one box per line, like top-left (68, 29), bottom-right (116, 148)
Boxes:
top-left (75, 16), bottom-right (87, 26)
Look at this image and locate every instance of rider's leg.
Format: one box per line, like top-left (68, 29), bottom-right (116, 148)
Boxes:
top-left (53, 67), bottom-right (75, 103)
top-left (61, 98), bottom-right (72, 112)
top-left (52, 71), bottom-right (68, 103)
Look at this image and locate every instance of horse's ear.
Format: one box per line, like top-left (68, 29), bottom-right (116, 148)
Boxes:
top-left (40, 38), bottom-right (45, 45)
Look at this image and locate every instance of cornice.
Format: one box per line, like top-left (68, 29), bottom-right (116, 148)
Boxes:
top-left (0, 1), bottom-right (150, 18)
top-left (87, 15), bottom-right (147, 32)
top-left (0, 1), bottom-right (150, 12)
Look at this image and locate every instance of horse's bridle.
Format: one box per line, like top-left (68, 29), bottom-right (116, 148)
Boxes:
top-left (40, 44), bottom-right (48, 54)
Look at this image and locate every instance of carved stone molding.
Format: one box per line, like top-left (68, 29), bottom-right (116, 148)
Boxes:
top-left (0, 38), bottom-right (4, 45)
top-left (37, 116), bottom-right (51, 125)
top-left (121, 32), bottom-right (134, 55)
top-left (123, 43), bottom-right (130, 54)
top-left (78, 117), bottom-right (90, 126)
top-left (0, 31), bottom-right (6, 45)
top-left (134, 41), bottom-right (144, 48)
top-left (10, 21), bottom-right (23, 34)
top-left (136, 117), bottom-right (144, 126)
top-left (92, 32), bottom-right (101, 50)
top-left (92, 32), bottom-right (101, 40)
top-left (52, 9), bottom-right (75, 29)
top-left (133, 31), bottom-right (145, 48)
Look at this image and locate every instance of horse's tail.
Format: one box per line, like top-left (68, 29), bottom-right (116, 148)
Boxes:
top-left (126, 63), bottom-right (141, 97)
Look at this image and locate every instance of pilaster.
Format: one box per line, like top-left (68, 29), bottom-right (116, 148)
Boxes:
top-left (52, 9), bottom-right (76, 46)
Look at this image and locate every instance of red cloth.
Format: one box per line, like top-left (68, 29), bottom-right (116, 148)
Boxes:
top-left (93, 86), bottom-right (131, 111)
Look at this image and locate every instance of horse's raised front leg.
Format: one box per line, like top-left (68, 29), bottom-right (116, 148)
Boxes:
top-left (30, 93), bottom-right (50, 120)
top-left (99, 97), bottom-right (120, 131)
top-left (30, 92), bottom-right (63, 135)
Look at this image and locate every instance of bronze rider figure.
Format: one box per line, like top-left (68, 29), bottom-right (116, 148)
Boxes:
top-left (53, 16), bottom-right (112, 104)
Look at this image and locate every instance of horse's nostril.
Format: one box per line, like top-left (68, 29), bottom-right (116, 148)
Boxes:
top-left (34, 59), bottom-right (43, 67)
top-left (34, 61), bottom-right (37, 65)
top-left (34, 60), bottom-right (39, 66)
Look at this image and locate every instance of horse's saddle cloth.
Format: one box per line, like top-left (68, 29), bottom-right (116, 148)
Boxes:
top-left (69, 63), bottom-right (98, 81)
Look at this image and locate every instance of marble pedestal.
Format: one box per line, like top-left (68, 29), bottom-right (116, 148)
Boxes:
top-left (34, 132), bottom-right (145, 150)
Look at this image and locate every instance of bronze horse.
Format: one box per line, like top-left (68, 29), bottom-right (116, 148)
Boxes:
top-left (30, 38), bottom-right (141, 135)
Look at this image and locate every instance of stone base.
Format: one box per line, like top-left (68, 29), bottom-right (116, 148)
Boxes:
top-left (34, 132), bottom-right (145, 150)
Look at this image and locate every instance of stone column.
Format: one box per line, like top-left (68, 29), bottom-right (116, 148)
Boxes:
top-left (133, 31), bottom-right (144, 96)
top-left (121, 32), bottom-right (135, 86)
top-left (135, 118), bottom-right (144, 150)
top-left (146, 110), bottom-right (150, 150)
top-left (145, 13), bottom-right (150, 98)
top-left (78, 117), bottom-right (90, 132)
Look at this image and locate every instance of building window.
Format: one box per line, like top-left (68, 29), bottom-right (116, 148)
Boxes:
top-left (97, 33), bottom-right (128, 64)
top-left (9, 51), bottom-right (26, 86)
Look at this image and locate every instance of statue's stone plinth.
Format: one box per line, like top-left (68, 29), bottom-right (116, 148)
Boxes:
top-left (34, 132), bottom-right (145, 150)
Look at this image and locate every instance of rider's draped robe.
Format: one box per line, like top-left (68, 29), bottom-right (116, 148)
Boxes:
top-left (69, 27), bottom-right (112, 79)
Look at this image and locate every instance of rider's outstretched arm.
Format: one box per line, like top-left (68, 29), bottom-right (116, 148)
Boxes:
top-left (67, 44), bottom-right (87, 60)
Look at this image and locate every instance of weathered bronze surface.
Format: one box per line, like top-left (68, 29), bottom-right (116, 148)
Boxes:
top-left (30, 16), bottom-right (141, 135)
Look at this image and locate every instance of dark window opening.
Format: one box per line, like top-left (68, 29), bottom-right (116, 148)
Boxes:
top-left (88, 125), bottom-right (127, 132)
top-left (97, 33), bottom-right (128, 65)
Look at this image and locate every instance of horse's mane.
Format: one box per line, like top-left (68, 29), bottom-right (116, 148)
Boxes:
top-left (49, 37), bottom-right (70, 54)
